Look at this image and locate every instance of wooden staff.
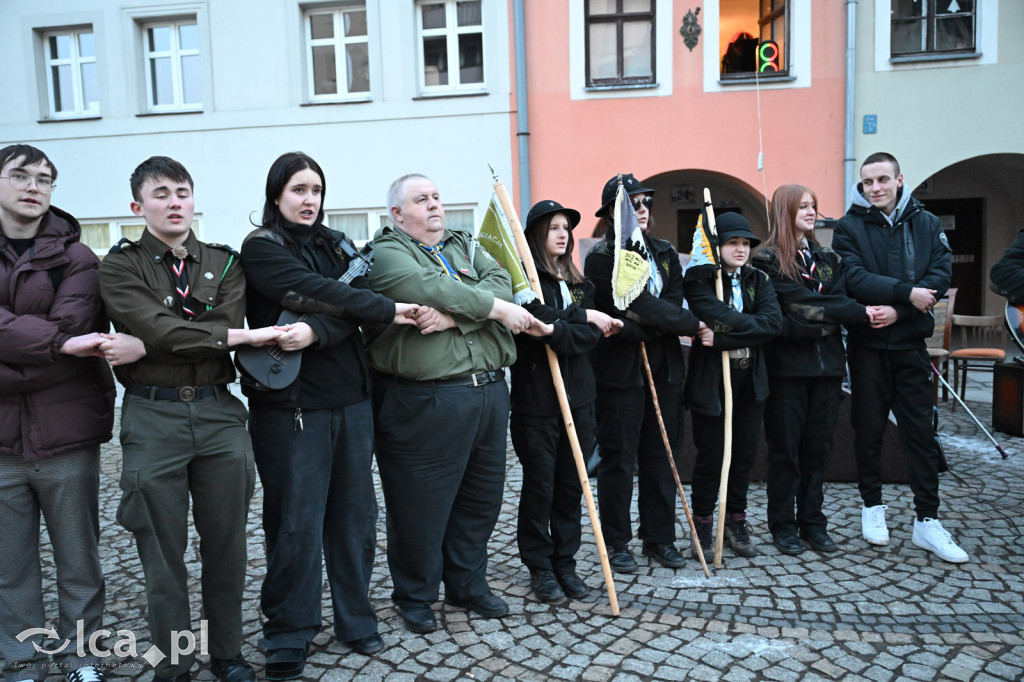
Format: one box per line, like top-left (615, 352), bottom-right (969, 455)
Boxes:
top-left (492, 177), bottom-right (620, 616)
top-left (639, 343), bottom-right (711, 578)
top-left (703, 189), bottom-right (733, 569)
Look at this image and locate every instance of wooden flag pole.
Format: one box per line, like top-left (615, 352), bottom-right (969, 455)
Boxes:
top-left (492, 177), bottom-right (620, 616)
top-left (703, 188), bottom-right (733, 569)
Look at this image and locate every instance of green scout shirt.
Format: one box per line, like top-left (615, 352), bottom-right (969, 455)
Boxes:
top-left (367, 225), bottom-right (516, 381)
top-left (99, 228), bottom-right (243, 388)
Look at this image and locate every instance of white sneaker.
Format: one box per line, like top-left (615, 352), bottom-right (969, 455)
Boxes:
top-left (861, 504), bottom-right (890, 545)
top-left (66, 666), bottom-right (106, 682)
top-left (913, 518), bottom-right (969, 563)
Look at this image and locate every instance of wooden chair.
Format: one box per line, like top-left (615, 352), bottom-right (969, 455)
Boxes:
top-left (950, 313), bottom-right (1007, 408)
top-left (925, 288), bottom-right (956, 404)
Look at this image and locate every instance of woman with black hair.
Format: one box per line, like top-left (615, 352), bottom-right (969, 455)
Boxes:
top-left (752, 184), bottom-right (873, 556)
top-left (239, 152), bottom-right (418, 678)
top-left (510, 200), bottom-right (621, 602)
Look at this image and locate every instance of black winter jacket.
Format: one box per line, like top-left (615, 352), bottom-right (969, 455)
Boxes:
top-left (584, 233), bottom-right (700, 388)
top-left (832, 189), bottom-right (951, 350)
top-left (753, 243), bottom-right (867, 378)
top-left (510, 269), bottom-right (600, 417)
top-left (683, 265), bottom-right (781, 415)
top-left (240, 223), bottom-right (396, 408)
top-left (990, 227), bottom-right (1024, 305)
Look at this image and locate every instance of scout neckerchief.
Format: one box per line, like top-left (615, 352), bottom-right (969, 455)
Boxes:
top-left (798, 243), bottom-right (823, 293)
top-left (169, 244), bottom-right (196, 320)
top-left (728, 270), bottom-right (743, 313)
top-left (415, 239), bottom-right (461, 281)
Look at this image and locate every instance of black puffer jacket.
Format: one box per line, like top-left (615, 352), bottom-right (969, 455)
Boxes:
top-left (510, 269), bottom-right (601, 417)
top-left (0, 206), bottom-right (114, 461)
top-left (832, 187), bottom-right (951, 350)
top-left (990, 227), bottom-right (1024, 305)
top-left (753, 243), bottom-right (868, 378)
top-left (584, 233), bottom-right (700, 388)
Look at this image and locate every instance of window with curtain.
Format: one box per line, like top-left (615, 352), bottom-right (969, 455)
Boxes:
top-left (891, 0), bottom-right (975, 58)
top-left (584, 0), bottom-right (655, 87)
top-left (306, 6), bottom-right (370, 101)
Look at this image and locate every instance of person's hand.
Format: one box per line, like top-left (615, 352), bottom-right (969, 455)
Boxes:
top-left (585, 309), bottom-right (621, 336)
top-left (522, 320), bottom-right (555, 338)
top-left (273, 322), bottom-right (314, 350)
top-left (697, 325), bottom-right (715, 347)
top-left (604, 318), bottom-right (624, 337)
top-left (59, 332), bottom-right (105, 358)
top-left (393, 302), bottom-right (421, 326)
top-left (490, 299), bottom-right (536, 334)
top-left (909, 287), bottom-right (937, 312)
top-left (413, 306), bottom-right (457, 334)
top-left (98, 332), bottom-right (147, 366)
top-left (869, 305), bottom-right (899, 328)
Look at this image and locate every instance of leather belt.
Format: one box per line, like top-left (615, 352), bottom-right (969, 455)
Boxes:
top-left (728, 348), bottom-right (752, 359)
top-left (125, 384), bottom-right (228, 402)
top-left (392, 369), bottom-right (505, 388)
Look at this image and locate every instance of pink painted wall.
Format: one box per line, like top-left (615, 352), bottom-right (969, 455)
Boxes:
top-left (518, 2), bottom-right (848, 240)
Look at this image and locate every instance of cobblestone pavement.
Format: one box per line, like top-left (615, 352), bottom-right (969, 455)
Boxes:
top-left (19, 383), bottom-right (1024, 681)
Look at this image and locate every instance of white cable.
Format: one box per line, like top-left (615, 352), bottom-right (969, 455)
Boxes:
top-left (753, 60), bottom-right (771, 227)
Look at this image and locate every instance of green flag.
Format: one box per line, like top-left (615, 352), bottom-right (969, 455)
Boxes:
top-left (476, 193), bottom-right (537, 306)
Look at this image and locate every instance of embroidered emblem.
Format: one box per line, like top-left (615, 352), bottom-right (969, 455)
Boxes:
top-left (204, 271), bottom-right (214, 280)
top-left (170, 245), bottom-right (189, 259)
top-left (164, 296), bottom-right (174, 308)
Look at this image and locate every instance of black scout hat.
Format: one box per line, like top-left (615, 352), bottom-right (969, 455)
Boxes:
top-left (596, 173), bottom-right (656, 217)
top-left (525, 199), bottom-right (581, 233)
top-left (715, 211), bottom-right (761, 248)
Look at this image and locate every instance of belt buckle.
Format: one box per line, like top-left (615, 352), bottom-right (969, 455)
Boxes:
top-left (738, 358), bottom-right (751, 370)
top-left (472, 372), bottom-right (481, 387)
top-left (177, 386), bottom-right (197, 402)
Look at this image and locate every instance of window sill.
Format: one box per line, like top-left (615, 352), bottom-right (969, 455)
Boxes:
top-left (718, 74), bottom-right (795, 85)
top-left (584, 82), bottom-right (658, 92)
top-left (890, 51), bottom-right (980, 64)
top-left (302, 97), bottom-right (373, 106)
top-left (136, 109), bottom-right (204, 117)
top-left (38, 115), bottom-right (102, 124)
top-left (413, 89), bottom-right (489, 100)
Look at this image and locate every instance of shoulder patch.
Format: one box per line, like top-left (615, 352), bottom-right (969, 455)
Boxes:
top-left (108, 237), bottom-right (136, 254)
top-left (206, 242), bottom-right (241, 258)
top-left (938, 231), bottom-right (951, 252)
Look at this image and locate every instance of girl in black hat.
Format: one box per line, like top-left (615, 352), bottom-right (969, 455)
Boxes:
top-left (684, 212), bottom-right (782, 560)
top-left (510, 200), bottom-right (622, 602)
top-left (752, 185), bottom-right (874, 555)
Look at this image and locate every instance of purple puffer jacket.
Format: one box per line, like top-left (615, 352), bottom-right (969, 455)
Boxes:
top-left (0, 206), bottom-right (115, 461)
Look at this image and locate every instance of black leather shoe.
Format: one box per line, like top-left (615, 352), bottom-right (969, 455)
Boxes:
top-left (529, 569), bottom-right (566, 603)
top-left (556, 571), bottom-right (590, 599)
top-left (773, 535), bottom-right (805, 556)
top-left (608, 546), bottom-right (638, 573)
top-left (642, 542), bottom-right (685, 568)
top-left (399, 602), bottom-right (439, 633)
top-left (444, 591), bottom-right (509, 617)
top-left (154, 673), bottom-right (191, 682)
top-left (210, 656), bottom-right (256, 682)
top-left (801, 529), bottom-right (840, 553)
top-left (346, 633), bottom-right (385, 655)
top-left (264, 648), bottom-right (306, 681)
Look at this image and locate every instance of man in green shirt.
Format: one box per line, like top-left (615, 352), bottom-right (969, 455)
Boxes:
top-left (368, 174), bottom-right (541, 635)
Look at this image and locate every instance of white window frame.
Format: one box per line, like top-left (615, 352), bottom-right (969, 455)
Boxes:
top-left (415, 0), bottom-right (486, 95)
top-left (43, 28), bottom-right (99, 118)
top-left (326, 206), bottom-right (477, 244)
top-left (80, 217), bottom-right (202, 256)
top-left (305, 5), bottom-right (371, 103)
top-left (142, 19), bottom-right (202, 112)
top-left (874, 0), bottom-right (998, 71)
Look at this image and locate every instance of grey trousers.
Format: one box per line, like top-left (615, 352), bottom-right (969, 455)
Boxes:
top-left (0, 448), bottom-right (104, 682)
top-left (118, 392), bottom-right (255, 678)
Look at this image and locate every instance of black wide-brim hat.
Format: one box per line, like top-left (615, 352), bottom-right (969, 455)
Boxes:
top-left (596, 173), bottom-right (655, 216)
top-left (525, 199), bottom-right (582, 233)
top-left (715, 211), bottom-right (761, 247)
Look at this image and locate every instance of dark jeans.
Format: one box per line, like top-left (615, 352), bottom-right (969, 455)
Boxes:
top-left (847, 345), bottom-right (941, 518)
top-left (374, 378), bottom-right (508, 607)
top-left (510, 404), bottom-right (594, 573)
top-left (595, 383), bottom-right (683, 547)
top-left (251, 399), bottom-right (378, 649)
top-left (690, 368), bottom-right (763, 518)
top-left (764, 376), bottom-right (842, 538)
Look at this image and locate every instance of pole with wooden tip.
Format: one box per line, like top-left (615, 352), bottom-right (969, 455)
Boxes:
top-left (702, 189), bottom-right (733, 569)
top-left (491, 171), bottom-right (620, 615)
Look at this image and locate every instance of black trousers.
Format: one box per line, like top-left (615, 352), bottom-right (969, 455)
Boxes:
top-left (847, 345), bottom-right (941, 518)
top-left (374, 377), bottom-right (508, 607)
top-left (595, 383), bottom-right (683, 547)
top-left (764, 376), bottom-right (842, 538)
top-left (510, 404), bottom-right (594, 573)
top-left (690, 367), bottom-right (763, 518)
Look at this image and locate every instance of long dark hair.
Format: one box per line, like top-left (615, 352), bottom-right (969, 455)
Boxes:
top-left (526, 212), bottom-right (584, 285)
top-left (260, 152), bottom-right (326, 236)
top-left (759, 184), bottom-right (819, 282)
